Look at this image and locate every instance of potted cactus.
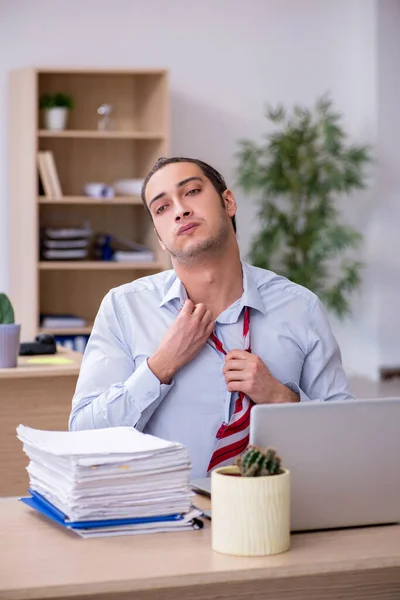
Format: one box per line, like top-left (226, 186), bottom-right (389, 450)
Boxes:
top-left (0, 293), bottom-right (21, 368)
top-left (211, 445), bottom-right (290, 556)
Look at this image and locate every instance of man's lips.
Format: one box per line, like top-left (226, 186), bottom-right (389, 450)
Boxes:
top-left (177, 222), bottom-right (200, 235)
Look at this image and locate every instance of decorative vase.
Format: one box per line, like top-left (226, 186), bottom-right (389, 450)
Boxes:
top-left (211, 465), bottom-right (290, 556)
top-left (44, 108), bottom-right (68, 131)
top-left (0, 324), bottom-right (21, 368)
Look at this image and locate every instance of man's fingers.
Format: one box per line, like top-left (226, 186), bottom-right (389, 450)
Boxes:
top-left (225, 349), bottom-right (250, 360)
top-left (206, 318), bottom-right (215, 334)
top-left (223, 359), bottom-right (248, 373)
top-left (201, 308), bottom-right (214, 326)
top-left (181, 299), bottom-right (195, 315)
top-left (227, 381), bottom-right (249, 393)
top-left (193, 303), bottom-right (207, 320)
top-left (224, 370), bottom-right (248, 382)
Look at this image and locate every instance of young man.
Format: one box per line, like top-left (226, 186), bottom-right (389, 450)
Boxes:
top-left (69, 157), bottom-right (353, 477)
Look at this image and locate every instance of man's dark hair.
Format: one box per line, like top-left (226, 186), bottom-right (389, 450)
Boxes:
top-left (141, 156), bottom-right (237, 233)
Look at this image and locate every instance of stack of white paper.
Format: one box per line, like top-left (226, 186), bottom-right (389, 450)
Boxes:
top-left (17, 425), bottom-right (201, 537)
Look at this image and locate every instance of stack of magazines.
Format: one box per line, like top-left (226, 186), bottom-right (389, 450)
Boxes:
top-left (40, 223), bottom-right (92, 260)
top-left (17, 425), bottom-right (202, 538)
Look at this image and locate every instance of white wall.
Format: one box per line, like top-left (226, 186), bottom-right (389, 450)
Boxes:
top-left (0, 0), bottom-right (379, 377)
top-left (377, 0), bottom-right (400, 368)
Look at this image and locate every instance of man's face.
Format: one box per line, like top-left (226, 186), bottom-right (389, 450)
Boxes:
top-left (144, 162), bottom-right (236, 262)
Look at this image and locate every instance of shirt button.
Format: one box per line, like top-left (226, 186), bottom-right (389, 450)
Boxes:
top-left (147, 391), bottom-right (155, 400)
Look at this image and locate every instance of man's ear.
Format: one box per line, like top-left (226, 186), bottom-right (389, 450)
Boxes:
top-left (222, 190), bottom-right (237, 218)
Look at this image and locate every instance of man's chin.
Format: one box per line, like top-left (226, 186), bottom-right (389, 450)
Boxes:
top-left (170, 240), bottom-right (218, 261)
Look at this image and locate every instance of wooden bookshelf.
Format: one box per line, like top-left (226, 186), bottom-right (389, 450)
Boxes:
top-left (37, 196), bottom-right (143, 205)
top-left (38, 130), bottom-right (165, 139)
top-left (38, 261), bottom-right (165, 270)
top-left (9, 68), bottom-right (170, 342)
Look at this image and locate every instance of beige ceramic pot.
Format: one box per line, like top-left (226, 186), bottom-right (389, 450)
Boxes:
top-left (211, 465), bottom-right (290, 556)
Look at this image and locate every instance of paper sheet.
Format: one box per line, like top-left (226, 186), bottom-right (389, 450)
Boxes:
top-left (17, 425), bottom-right (194, 527)
top-left (27, 357), bottom-right (74, 365)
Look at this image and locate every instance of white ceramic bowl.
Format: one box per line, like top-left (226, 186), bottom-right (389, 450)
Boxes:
top-left (83, 182), bottom-right (109, 197)
top-left (113, 179), bottom-right (145, 196)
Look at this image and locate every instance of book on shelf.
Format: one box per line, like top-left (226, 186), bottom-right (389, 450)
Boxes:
top-left (55, 334), bottom-right (89, 353)
top-left (37, 151), bottom-right (62, 199)
top-left (113, 250), bottom-right (155, 262)
top-left (43, 225), bottom-right (92, 239)
top-left (55, 334), bottom-right (89, 354)
top-left (43, 239), bottom-right (89, 250)
top-left (94, 233), bottom-right (155, 262)
top-left (40, 314), bottom-right (87, 329)
top-left (41, 248), bottom-right (88, 260)
top-left (45, 151), bottom-right (62, 198)
top-left (40, 220), bottom-right (93, 260)
top-left (37, 152), bottom-right (53, 197)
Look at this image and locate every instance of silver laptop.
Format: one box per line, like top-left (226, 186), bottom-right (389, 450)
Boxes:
top-left (192, 397), bottom-right (400, 531)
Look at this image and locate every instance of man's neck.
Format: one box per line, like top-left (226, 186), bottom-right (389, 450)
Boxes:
top-left (173, 245), bottom-right (244, 319)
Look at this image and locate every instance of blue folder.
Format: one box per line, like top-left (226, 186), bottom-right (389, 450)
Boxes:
top-left (20, 489), bottom-right (186, 530)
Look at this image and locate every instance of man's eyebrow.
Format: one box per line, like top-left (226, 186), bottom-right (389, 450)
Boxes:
top-left (148, 192), bottom-right (166, 209)
top-left (148, 176), bottom-right (204, 209)
top-left (177, 176), bottom-right (204, 188)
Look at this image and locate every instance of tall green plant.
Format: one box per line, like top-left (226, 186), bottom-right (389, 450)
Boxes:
top-left (236, 96), bottom-right (372, 318)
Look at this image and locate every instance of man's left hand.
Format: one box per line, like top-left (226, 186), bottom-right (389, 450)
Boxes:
top-left (222, 350), bottom-right (299, 404)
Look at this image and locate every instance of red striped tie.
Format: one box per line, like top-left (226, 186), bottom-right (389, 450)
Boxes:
top-left (207, 307), bottom-right (253, 472)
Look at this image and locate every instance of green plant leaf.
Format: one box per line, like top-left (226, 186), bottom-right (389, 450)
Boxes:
top-left (266, 103), bottom-right (285, 123)
top-left (39, 92), bottom-right (73, 110)
top-left (0, 293), bottom-right (15, 324)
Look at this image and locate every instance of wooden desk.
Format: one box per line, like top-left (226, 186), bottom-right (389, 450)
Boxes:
top-left (0, 498), bottom-right (399, 600)
top-left (0, 348), bottom-right (81, 497)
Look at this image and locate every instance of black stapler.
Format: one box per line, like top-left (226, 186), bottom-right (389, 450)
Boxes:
top-left (19, 333), bottom-right (57, 356)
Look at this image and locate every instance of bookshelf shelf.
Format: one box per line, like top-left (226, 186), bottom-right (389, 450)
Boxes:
top-left (10, 67), bottom-right (170, 344)
top-left (38, 130), bottom-right (165, 140)
top-left (38, 196), bottom-right (143, 205)
top-left (38, 261), bottom-right (165, 271)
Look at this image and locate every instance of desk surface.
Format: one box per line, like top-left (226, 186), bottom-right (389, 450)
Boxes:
top-left (1, 498), bottom-right (400, 600)
top-left (0, 347), bottom-right (82, 379)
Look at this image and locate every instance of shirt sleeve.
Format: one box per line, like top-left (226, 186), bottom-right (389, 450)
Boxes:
top-left (68, 291), bottom-right (174, 431)
top-left (285, 297), bottom-right (354, 402)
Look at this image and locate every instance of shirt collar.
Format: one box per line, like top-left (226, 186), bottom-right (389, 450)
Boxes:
top-left (241, 262), bottom-right (267, 315)
top-left (159, 274), bottom-right (187, 309)
top-left (159, 262), bottom-right (266, 321)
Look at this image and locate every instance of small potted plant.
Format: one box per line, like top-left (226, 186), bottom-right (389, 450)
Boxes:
top-left (0, 293), bottom-right (21, 368)
top-left (39, 92), bottom-right (73, 131)
top-left (211, 445), bottom-right (290, 556)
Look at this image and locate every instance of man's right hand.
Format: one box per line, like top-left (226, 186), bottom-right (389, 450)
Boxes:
top-left (148, 300), bottom-right (215, 384)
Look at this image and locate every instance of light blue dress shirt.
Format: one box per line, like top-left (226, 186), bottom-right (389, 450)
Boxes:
top-left (69, 262), bottom-right (353, 477)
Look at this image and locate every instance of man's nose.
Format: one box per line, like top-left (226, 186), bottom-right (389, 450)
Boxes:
top-left (174, 200), bottom-right (193, 222)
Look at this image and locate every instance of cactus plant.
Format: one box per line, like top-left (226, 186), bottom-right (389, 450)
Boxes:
top-left (235, 445), bottom-right (282, 477)
top-left (0, 293), bottom-right (15, 324)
